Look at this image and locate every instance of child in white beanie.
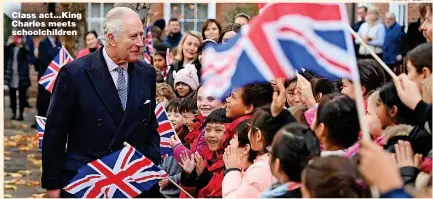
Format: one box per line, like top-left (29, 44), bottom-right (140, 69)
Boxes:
top-left (173, 64), bottom-right (199, 98)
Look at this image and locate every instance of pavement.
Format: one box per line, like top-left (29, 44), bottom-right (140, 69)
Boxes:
top-left (4, 97), bottom-right (47, 198)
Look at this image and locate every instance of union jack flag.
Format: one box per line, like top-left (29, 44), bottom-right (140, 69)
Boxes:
top-left (202, 3), bottom-right (359, 99)
top-left (38, 46), bottom-right (74, 93)
top-left (64, 143), bottom-right (167, 198)
top-left (155, 103), bottom-right (176, 157)
top-left (35, 115), bottom-right (46, 149)
top-left (144, 20), bottom-right (154, 64)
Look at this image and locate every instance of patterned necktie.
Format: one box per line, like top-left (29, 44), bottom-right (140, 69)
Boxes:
top-left (116, 67), bottom-right (127, 110)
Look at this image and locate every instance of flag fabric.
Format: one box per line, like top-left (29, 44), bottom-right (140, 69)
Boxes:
top-left (38, 46), bottom-right (74, 93)
top-left (155, 103), bottom-right (176, 157)
top-left (258, 3), bottom-right (269, 14)
top-left (35, 116), bottom-right (46, 149)
top-left (64, 143), bottom-right (167, 198)
top-left (144, 20), bottom-right (154, 64)
top-left (201, 3), bottom-right (358, 100)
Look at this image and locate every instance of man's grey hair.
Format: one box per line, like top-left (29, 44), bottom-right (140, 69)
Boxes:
top-left (386, 12), bottom-right (396, 19)
top-left (102, 7), bottom-right (140, 46)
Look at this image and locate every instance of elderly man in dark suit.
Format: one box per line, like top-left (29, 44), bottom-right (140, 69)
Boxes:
top-left (41, 7), bottom-right (160, 198)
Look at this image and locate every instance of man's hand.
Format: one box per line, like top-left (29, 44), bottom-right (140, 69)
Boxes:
top-left (46, 189), bottom-right (61, 198)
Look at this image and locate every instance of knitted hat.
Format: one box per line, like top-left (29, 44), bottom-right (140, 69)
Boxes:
top-left (174, 64), bottom-right (199, 91)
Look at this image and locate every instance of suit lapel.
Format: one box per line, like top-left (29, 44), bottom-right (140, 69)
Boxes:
top-left (86, 48), bottom-right (124, 126)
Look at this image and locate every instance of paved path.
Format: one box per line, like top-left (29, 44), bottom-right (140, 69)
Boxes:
top-left (4, 97), bottom-right (46, 198)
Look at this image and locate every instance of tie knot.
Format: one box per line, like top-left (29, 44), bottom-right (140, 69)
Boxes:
top-left (116, 67), bottom-right (123, 73)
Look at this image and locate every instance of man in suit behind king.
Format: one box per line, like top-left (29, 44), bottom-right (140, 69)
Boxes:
top-left (42, 7), bottom-right (160, 198)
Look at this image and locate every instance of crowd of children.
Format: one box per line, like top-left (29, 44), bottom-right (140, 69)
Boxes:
top-left (147, 4), bottom-right (433, 198)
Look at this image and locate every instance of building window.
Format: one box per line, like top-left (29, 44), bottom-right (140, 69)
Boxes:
top-left (164, 3), bottom-right (216, 33)
top-left (389, 3), bottom-right (408, 32)
top-left (86, 3), bottom-right (114, 38)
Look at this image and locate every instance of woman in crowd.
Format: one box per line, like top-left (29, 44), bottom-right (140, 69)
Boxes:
top-left (261, 123), bottom-right (321, 198)
top-left (356, 6), bottom-right (386, 59)
top-left (219, 23), bottom-right (242, 43)
top-left (4, 35), bottom-right (31, 121)
top-left (76, 31), bottom-right (101, 58)
top-left (201, 19), bottom-right (222, 42)
top-left (166, 31), bottom-right (203, 88)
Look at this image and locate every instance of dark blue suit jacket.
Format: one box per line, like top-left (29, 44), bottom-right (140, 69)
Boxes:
top-left (41, 48), bottom-right (160, 190)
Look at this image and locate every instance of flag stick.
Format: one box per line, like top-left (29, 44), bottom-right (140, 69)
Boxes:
top-left (166, 177), bottom-right (194, 198)
top-left (353, 78), bottom-right (371, 140)
top-left (347, 24), bottom-right (398, 79)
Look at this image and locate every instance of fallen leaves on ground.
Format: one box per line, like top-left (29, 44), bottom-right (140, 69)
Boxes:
top-left (4, 185), bottom-right (18, 190)
top-left (4, 194), bottom-right (13, 198)
top-left (18, 170), bottom-right (32, 176)
top-left (5, 172), bottom-right (23, 178)
top-left (32, 193), bottom-right (45, 198)
top-left (5, 156), bottom-right (12, 161)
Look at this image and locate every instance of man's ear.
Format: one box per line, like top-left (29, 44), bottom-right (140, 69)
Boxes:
top-left (107, 33), bottom-right (117, 47)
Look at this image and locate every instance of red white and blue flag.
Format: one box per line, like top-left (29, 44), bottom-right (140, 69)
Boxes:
top-left (144, 20), bottom-right (154, 64)
top-left (35, 115), bottom-right (46, 149)
top-left (155, 103), bottom-right (176, 157)
top-left (64, 143), bottom-right (167, 198)
top-left (202, 3), bottom-right (358, 99)
top-left (38, 46), bottom-right (74, 93)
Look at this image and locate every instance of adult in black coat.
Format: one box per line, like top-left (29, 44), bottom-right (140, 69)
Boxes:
top-left (41, 7), bottom-right (160, 198)
top-left (4, 36), bottom-right (31, 120)
top-left (36, 36), bottom-right (62, 118)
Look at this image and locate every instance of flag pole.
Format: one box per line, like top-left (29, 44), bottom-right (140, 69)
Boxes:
top-left (166, 177), bottom-right (194, 198)
top-left (353, 78), bottom-right (371, 140)
top-left (346, 24), bottom-right (398, 79)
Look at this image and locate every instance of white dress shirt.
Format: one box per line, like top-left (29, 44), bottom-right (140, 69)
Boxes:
top-left (102, 47), bottom-right (129, 91)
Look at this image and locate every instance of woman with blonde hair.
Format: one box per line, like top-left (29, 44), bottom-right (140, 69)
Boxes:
top-left (356, 6), bottom-right (386, 59)
top-left (165, 31), bottom-right (203, 88)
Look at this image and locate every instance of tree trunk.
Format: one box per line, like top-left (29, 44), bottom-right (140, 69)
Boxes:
top-left (60, 3), bottom-right (87, 58)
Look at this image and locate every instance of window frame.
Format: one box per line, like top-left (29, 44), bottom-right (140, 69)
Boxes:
top-left (86, 3), bottom-right (114, 39)
top-left (164, 3), bottom-right (216, 33)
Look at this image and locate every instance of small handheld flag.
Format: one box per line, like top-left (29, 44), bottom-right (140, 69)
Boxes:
top-left (38, 46), bottom-right (74, 93)
top-left (64, 143), bottom-right (167, 198)
top-left (144, 20), bottom-right (154, 64)
top-left (35, 116), bottom-right (46, 149)
top-left (155, 103), bottom-right (176, 157)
